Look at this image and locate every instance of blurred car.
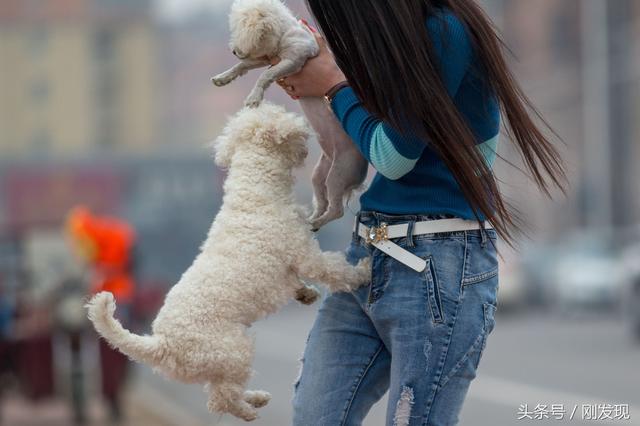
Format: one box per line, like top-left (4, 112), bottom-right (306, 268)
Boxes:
top-left (552, 252), bottom-right (625, 309)
top-left (520, 231), bottom-right (628, 312)
top-left (619, 241), bottom-right (640, 342)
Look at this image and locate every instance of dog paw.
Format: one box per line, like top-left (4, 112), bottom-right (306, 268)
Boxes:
top-left (241, 410), bottom-right (259, 422)
top-left (309, 217), bottom-right (324, 232)
top-left (206, 398), bottom-right (218, 414)
top-left (244, 90), bottom-right (264, 108)
top-left (295, 285), bottom-right (321, 305)
top-left (211, 73), bottom-right (234, 87)
top-left (244, 390), bottom-right (271, 408)
top-left (308, 223), bottom-right (320, 233)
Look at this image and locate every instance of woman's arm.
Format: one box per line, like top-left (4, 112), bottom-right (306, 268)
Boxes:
top-left (329, 14), bottom-right (474, 180)
top-left (277, 15), bottom-right (473, 180)
top-left (330, 87), bottom-right (426, 180)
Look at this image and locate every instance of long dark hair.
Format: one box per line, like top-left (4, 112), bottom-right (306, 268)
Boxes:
top-left (305, 0), bottom-right (567, 248)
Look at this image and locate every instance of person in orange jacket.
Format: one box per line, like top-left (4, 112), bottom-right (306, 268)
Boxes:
top-left (66, 206), bottom-right (136, 305)
top-left (66, 205), bottom-right (136, 422)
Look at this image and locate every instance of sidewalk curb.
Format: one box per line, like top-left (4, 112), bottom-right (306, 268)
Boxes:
top-left (129, 380), bottom-right (232, 426)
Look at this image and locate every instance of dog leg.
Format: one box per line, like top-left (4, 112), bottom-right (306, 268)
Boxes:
top-left (309, 183), bottom-right (345, 231)
top-left (309, 154), bottom-right (331, 227)
top-left (311, 152), bottom-right (368, 230)
top-left (212, 59), bottom-right (269, 87)
top-left (298, 98), bottom-right (339, 229)
top-left (206, 382), bottom-right (260, 421)
top-left (245, 57), bottom-right (305, 107)
top-left (294, 241), bottom-right (371, 293)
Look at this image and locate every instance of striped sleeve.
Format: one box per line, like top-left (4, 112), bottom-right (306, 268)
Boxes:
top-left (476, 134), bottom-right (499, 168)
top-left (329, 11), bottom-right (475, 180)
top-left (330, 87), bottom-right (425, 180)
top-left (370, 125), bottom-right (421, 180)
top-left (332, 87), bottom-right (500, 179)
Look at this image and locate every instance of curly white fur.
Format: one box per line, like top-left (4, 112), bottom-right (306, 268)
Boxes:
top-left (85, 103), bottom-right (371, 422)
top-left (212, 0), bottom-right (369, 230)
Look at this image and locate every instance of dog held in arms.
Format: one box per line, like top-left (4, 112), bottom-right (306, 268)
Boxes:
top-left (85, 103), bottom-right (371, 421)
top-left (212, 0), bottom-right (369, 231)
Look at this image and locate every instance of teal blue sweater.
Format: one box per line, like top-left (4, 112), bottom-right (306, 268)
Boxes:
top-left (330, 8), bottom-right (501, 221)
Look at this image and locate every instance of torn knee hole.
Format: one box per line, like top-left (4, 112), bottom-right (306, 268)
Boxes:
top-left (393, 385), bottom-right (415, 426)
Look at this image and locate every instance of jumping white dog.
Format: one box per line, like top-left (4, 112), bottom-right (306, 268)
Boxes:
top-left (85, 103), bottom-right (371, 421)
top-left (212, 0), bottom-right (369, 231)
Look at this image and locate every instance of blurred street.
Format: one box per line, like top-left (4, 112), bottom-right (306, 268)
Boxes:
top-left (114, 301), bottom-right (640, 426)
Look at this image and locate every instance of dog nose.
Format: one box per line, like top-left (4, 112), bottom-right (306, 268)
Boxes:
top-left (233, 49), bottom-right (247, 59)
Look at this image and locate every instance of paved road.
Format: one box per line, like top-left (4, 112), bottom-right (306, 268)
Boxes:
top-left (133, 300), bottom-right (640, 426)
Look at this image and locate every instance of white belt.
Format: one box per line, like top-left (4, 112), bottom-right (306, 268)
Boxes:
top-left (355, 218), bottom-right (494, 273)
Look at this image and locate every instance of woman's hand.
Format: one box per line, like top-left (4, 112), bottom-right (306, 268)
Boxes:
top-left (272, 21), bottom-right (347, 100)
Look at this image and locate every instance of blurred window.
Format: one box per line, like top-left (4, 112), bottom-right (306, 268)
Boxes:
top-left (550, 1), bottom-right (580, 65)
top-left (96, 114), bottom-right (117, 150)
top-left (30, 129), bottom-right (51, 155)
top-left (30, 79), bottom-right (50, 106)
top-left (95, 29), bottom-right (116, 62)
top-left (27, 27), bottom-right (49, 58)
top-left (94, 29), bottom-right (119, 150)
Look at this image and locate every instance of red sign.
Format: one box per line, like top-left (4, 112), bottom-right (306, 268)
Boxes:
top-left (2, 165), bottom-right (122, 232)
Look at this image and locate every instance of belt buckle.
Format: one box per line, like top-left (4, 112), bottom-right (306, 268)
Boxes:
top-left (365, 222), bottom-right (389, 245)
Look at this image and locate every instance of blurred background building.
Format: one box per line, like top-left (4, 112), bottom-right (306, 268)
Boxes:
top-left (0, 0), bottom-right (638, 425)
top-left (0, 0), bottom-right (156, 157)
top-left (487, 0), bottom-right (640, 235)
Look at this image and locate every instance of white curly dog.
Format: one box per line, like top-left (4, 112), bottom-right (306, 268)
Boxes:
top-left (85, 103), bottom-right (371, 421)
top-left (212, 0), bottom-right (368, 231)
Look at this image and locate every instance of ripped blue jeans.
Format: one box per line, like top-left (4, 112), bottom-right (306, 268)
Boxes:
top-left (292, 211), bottom-right (499, 426)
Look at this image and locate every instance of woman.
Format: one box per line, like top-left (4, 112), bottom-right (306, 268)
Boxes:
top-left (274, 1), bottom-right (566, 425)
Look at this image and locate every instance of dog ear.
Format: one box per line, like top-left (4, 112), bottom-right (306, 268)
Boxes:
top-left (212, 132), bottom-right (234, 168)
top-left (273, 117), bottom-right (311, 145)
top-left (286, 139), bottom-right (309, 168)
top-left (275, 117), bottom-right (310, 167)
top-left (243, 8), bottom-right (277, 48)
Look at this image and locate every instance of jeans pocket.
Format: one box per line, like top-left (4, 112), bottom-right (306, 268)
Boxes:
top-left (423, 256), bottom-right (444, 324)
top-left (462, 234), bottom-right (499, 289)
top-left (461, 266), bottom-right (499, 286)
top-left (461, 240), bottom-right (500, 308)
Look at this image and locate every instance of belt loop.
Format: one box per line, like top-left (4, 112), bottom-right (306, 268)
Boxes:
top-left (353, 212), bottom-right (362, 244)
top-left (406, 218), bottom-right (416, 248)
top-left (373, 211), bottom-right (381, 227)
top-left (480, 223), bottom-right (488, 248)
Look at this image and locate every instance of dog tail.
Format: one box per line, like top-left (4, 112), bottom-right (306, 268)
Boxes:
top-left (86, 292), bottom-right (163, 366)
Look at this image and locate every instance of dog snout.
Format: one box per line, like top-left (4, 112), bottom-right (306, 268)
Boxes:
top-left (232, 48), bottom-right (248, 60)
